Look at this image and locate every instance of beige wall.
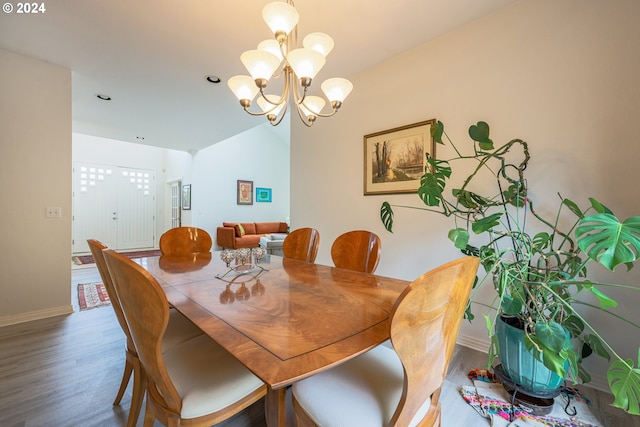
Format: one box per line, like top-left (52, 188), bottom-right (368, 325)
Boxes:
top-left (290, 0), bottom-right (640, 390)
top-left (0, 49), bottom-right (72, 324)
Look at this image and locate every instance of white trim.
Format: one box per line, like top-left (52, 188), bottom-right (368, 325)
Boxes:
top-left (0, 306), bottom-right (73, 327)
top-left (456, 333), bottom-right (491, 353)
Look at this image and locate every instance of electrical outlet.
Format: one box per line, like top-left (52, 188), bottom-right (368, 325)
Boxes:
top-left (46, 207), bottom-right (62, 218)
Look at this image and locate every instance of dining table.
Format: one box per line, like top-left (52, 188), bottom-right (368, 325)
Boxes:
top-left (138, 250), bottom-right (410, 427)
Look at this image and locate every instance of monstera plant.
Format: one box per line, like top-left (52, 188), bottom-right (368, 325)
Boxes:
top-left (380, 120), bottom-right (640, 414)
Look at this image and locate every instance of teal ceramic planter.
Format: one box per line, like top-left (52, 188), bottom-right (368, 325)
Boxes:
top-left (496, 316), bottom-right (565, 393)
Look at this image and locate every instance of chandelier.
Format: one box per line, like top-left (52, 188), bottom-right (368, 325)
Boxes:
top-left (227, 0), bottom-right (353, 127)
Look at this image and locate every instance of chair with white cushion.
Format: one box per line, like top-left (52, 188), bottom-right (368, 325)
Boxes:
top-left (291, 256), bottom-right (480, 427)
top-left (103, 248), bottom-right (267, 427)
top-left (283, 227), bottom-right (320, 263)
top-left (330, 230), bottom-right (382, 273)
top-left (88, 239), bottom-right (203, 427)
top-left (159, 226), bottom-right (212, 256)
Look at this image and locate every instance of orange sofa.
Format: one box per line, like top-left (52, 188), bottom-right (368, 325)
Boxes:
top-left (216, 221), bottom-right (288, 249)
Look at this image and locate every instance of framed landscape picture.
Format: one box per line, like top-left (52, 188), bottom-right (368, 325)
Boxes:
top-left (182, 184), bottom-right (191, 210)
top-left (237, 180), bottom-right (253, 205)
top-left (256, 187), bottom-right (272, 202)
top-left (363, 119), bottom-right (436, 195)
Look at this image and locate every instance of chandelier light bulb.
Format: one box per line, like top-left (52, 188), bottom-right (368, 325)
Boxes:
top-left (228, 75), bottom-right (260, 103)
top-left (257, 39), bottom-right (284, 62)
top-left (240, 50), bottom-right (281, 82)
top-left (321, 78), bottom-right (353, 103)
top-left (300, 95), bottom-right (326, 117)
top-left (302, 32), bottom-right (334, 57)
top-left (257, 96), bottom-right (285, 116)
top-left (262, 1), bottom-right (299, 35)
top-left (287, 48), bottom-right (326, 80)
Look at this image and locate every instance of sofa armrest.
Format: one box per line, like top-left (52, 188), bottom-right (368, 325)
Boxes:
top-left (217, 227), bottom-right (237, 249)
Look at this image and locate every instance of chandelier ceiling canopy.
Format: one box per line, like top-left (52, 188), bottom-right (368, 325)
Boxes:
top-left (227, 0), bottom-right (353, 127)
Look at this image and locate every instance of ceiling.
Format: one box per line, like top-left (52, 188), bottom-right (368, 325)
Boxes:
top-left (0, 0), bottom-right (517, 153)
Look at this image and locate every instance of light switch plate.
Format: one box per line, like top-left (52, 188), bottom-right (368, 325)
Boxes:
top-left (46, 207), bottom-right (62, 218)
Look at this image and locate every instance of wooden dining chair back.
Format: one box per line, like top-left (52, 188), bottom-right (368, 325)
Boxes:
top-left (330, 230), bottom-right (382, 273)
top-left (283, 227), bottom-right (320, 263)
top-left (159, 226), bottom-right (212, 256)
top-left (88, 239), bottom-right (203, 427)
top-left (103, 249), bottom-right (267, 427)
top-left (292, 256), bottom-right (480, 427)
top-left (87, 239), bottom-right (143, 426)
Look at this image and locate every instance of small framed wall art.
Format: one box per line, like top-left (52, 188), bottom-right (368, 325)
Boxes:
top-left (256, 187), bottom-right (272, 202)
top-left (237, 180), bottom-right (253, 205)
top-left (182, 184), bottom-right (191, 210)
top-left (363, 118), bottom-right (436, 195)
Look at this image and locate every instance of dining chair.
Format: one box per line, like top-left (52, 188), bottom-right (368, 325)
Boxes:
top-left (291, 256), bottom-right (480, 427)
top-left (102, 248), bottom-right (268, 427)
top-left (330, 230), bottom-right (382, 273)
top-left (283, 227), bottom-right (320, 263)
top-left (87, 239), bottom-right (203, 427)
top-left (159, 226), bottom-right (213, 256)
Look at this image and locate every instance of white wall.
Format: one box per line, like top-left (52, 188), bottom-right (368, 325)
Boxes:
top-left (290, 0), bottom-right (640, 391)
top-left (0, 49), bottom-right (72, 324)
top-left (191, 122), bottom-right (291, 247)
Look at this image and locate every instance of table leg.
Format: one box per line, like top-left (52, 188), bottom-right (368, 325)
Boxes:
top-left (265, 387), bottom-right (286, 427)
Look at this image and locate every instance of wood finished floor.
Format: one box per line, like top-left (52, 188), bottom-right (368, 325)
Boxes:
top-left (0, 264), bottom-right (637, 427)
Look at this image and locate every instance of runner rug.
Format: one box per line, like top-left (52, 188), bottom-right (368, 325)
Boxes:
top-left (77, 282), bottom-right (111, 311)
top-left (73, 249), bottom-right (161, 265)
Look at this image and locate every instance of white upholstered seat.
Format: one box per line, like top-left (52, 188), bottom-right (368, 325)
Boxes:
top-left (162, 334), bottom-right (265, 420)
top-left (292, 256), bottom-right (480, 427)
top-left (292, 344), bottom-right (431, 427)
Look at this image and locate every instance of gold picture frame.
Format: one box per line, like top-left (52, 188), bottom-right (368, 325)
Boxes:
top-left (363, 119), bottom-right (436, 195)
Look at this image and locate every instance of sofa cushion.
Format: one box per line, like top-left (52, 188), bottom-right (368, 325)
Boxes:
top-left (255, 222), bottom-right (286, 234)
top-left (222, 222), bottom-right (246, 237)
top-left (240, 222), bottom-right (256, 235)
top-left (236, 235), bottom-right (261, 248)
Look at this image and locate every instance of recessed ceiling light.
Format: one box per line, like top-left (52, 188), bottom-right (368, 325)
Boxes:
top-left (96, 94), bottom-right (112, 101)
top-left (205, 75), bottom-right (221, 84)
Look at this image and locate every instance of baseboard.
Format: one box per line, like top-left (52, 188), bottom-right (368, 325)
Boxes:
top-left (456, 332), bottom-right (491, 354)
top-left (0, 305), bottom-right (73, 327)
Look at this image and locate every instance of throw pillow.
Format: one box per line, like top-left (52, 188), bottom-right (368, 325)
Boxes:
top-left (236, 223), bottom-right (246, 237)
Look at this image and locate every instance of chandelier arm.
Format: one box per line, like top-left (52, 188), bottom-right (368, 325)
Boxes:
top-left (291, 75), bottom-right (308, 106)
top-left (270, 102), bottom-right (289, 126)
top-left (242, 105), bottom-right (270, 117)
top-left (294, 103), bottom-right (313, 127)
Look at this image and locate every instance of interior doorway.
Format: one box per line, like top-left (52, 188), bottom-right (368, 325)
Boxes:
top-left (72, 162), bottom-right (156, 254)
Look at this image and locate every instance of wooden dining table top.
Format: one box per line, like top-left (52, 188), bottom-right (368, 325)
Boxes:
top-left (138, 251), bottom-right (410, 390)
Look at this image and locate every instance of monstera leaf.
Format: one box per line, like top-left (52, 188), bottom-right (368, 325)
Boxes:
top-left (468, 121), bottom-right (494, 150)
top-left (576, 213), bottom-right (640, 271)
top-left (380, 202), bottom-right (394, 232)
top-left (608, 350), bottom-right (640, 415)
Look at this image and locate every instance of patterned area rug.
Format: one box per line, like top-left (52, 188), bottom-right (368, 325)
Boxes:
top-left (73, 249), bottom-right (161, 265)
top-left (78, 282), bottom-right (111, 311)
top-left (459, 369), bottom-right (602, 427)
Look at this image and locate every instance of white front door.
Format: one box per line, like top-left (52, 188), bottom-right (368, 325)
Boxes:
top-left (72, 162), bottom-right (155, 253)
